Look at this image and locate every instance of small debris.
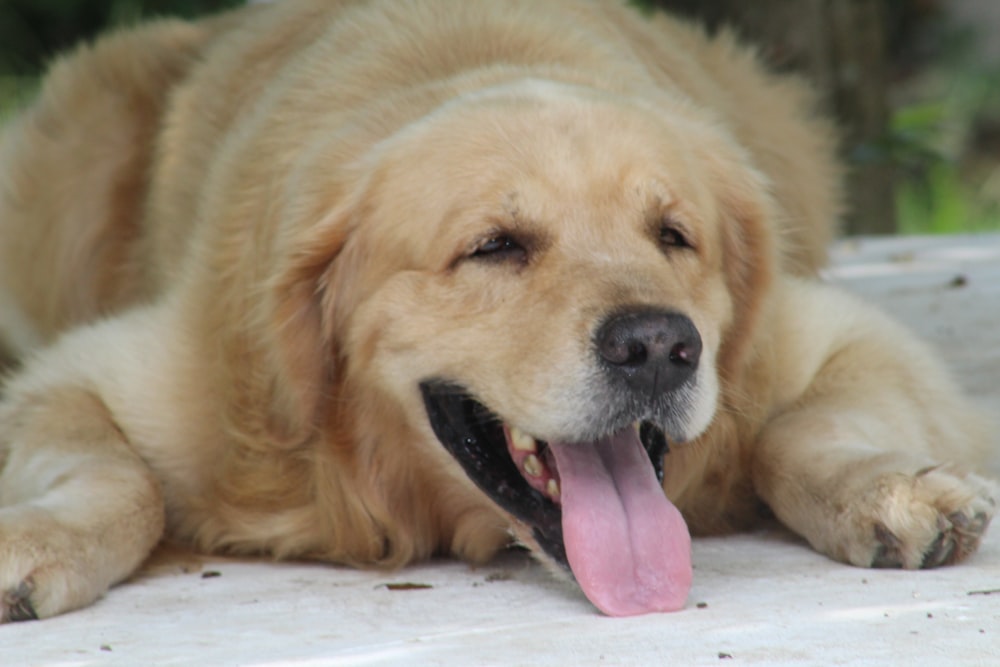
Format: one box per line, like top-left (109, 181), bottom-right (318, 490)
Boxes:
top-left (927, 613), bottom-right (933, 619)
top-left (100, 645), bottom-right (112, 652)
top-left (380, 582), bottom-right (433, 591)
top-left (948, 274), bottom-right (968, 289)
top-left (718, 652), bottom-right (733, 660)
top-left (889, 251), bottom-right (916, 263)
top-left (485, 571), bottom-right (512, 583)
top-left (696, 602), bottom-right (709, 609)
top-left (201, 571), bottom-right (222, 579)
top-left (967, 588), bottom-right (1000, 596)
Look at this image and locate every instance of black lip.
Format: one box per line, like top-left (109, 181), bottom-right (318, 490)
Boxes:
top-left (419, 380), bottom-right (669, 568)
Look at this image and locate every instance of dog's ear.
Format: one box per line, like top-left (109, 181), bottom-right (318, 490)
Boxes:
top-left (231, 193), bottom-right (360, 449)
top-left (713, 160), bottom-right (778, 384)
top-left (270, 212), bottom-right (350, 440)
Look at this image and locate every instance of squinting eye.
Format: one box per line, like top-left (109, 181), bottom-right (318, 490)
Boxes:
top-left (659, 222), bottom-right (692, 250)
top-left (470, 234), bottom-right (527, 263)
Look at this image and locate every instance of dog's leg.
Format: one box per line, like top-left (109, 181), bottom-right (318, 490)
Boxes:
top-left (0, 385), bottom-right (164, 621)
top-left (754, 406), bottom-right (996, 569)
top-left (750, 289), bottom-right (997, 569)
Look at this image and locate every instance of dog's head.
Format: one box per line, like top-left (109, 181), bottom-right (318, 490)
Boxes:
top-left (270, 80), bottom-right (775, 616)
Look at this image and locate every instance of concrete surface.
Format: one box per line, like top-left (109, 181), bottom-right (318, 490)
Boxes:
top-left (5, 233), bottom-right (1000, 666)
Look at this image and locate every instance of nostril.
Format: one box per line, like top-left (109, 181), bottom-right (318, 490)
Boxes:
top-left (669, 342), bottom-right (694, 366)
top-left (626, 341), bottom-right (648, 366)
top-left (599, 334), bottom-right (649, 366)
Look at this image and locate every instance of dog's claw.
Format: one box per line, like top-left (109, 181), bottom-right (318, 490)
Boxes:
top-left (2, 579), bottom-right (38, 623)
top-left (875, 507), bottom-right (991, 570)
top-left (871, 522), bottom-right (904, 568)
top-left (911, 509), bottom-right (990, 570)
top-left (926, 510), bottom-right (991, 568)
top-left (920, 527), bottom-right (956, 568)
top-left (860, 466), bottom-right (997, 570)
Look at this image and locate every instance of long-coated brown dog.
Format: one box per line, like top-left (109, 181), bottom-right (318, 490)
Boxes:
top-left (0, 0), bottom-right (995, 621)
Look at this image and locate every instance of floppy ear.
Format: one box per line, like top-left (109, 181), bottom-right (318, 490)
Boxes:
top-left (713, 161), bottom-right (778, 384)
top-left (226, 194), bottom-right (360, 449)
top-left (267, 213), bottom-right (352, 441)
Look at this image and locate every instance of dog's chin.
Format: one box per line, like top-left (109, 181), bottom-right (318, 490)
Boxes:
top-left (418, 380), bottom-right (695, 617)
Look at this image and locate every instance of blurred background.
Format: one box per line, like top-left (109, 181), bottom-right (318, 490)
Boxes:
top-left (1, 0), bottom-right (999, 236)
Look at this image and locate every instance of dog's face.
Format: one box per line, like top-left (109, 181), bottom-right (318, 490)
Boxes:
top-left (310, 82), bottom-right (774, 616)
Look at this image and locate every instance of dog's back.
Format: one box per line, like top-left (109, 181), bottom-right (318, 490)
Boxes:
top-left (0, 0), bottom-right (838, 361)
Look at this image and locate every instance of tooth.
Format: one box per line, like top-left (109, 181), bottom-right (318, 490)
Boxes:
top-left (523, 454), bottom-right (543, 477)
top-left (510, 427), bottom-right (537, 452)
top-left (633, 421), bottom-right (642, 435)
top-left (547, 479), bottom-right (560, 499)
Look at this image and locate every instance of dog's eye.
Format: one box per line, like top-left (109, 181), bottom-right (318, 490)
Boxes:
top-left (471, 234), bottom-right (527, 263)
top-left (659, 221), bottom-right (692, 250)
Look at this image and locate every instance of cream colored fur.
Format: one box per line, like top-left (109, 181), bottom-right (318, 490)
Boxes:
top-left (0, 0), bottom-right (994, 621)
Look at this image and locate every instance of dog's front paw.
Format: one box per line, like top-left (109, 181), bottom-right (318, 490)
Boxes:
top-left (0, 512), bottom-right (58, 623)
top-left (844, 465), bottom-right (997, 569)
top-left (2, 578), bottom-right (38, 623)
top-left (0, 507), bottom-right (106, 623)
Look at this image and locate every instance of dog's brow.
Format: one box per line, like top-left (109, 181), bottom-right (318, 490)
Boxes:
top-left (503, 191), bottom-right (521, 216)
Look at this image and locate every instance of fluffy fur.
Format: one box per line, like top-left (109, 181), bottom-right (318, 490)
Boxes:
top-left (0, 0), bottom-right (995, 621)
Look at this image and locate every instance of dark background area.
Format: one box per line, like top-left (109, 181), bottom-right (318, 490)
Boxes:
top-left (0, 0), bottom-right (242, 75)
top-left (648, 0), bottom-right (1000, 236)
top-left (1, 0), bottom-right (998, 236)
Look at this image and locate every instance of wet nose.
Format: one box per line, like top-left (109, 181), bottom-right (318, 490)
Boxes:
top-left (595, 308), bottom-right (702, 396)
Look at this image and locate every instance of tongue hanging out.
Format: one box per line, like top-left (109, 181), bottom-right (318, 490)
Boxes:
top-left (507, 425), bottom-right (692, 616)
top-left (420, 383), bottom-right (692, 617)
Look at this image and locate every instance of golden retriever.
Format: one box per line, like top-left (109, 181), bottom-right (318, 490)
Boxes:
top-left (0, 0), bottom-right (995, 621)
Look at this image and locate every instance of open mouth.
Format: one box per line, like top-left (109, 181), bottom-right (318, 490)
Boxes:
top-left (419, 380), bottom-right (692, 616)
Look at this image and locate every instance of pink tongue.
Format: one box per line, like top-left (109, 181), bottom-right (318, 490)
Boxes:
top-left (549, 429), bottom-right (691, 616)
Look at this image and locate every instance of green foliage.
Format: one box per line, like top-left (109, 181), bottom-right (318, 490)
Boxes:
top-left (0, 76), bottom-right (36, 122)
top-left (627, 0), bottom-right (657, 16)
top-left (0, 0), bottom-right (242, 118)
top-left (0, 0), bottom-right (242, 76)
top-left (889, 27), bottom-right (1000, 234)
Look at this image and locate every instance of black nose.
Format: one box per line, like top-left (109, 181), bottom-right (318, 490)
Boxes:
top-left (595, 308), bottom-right (702, 396)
